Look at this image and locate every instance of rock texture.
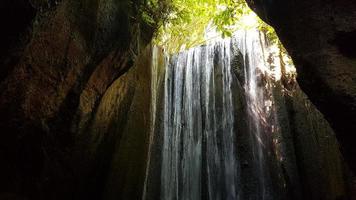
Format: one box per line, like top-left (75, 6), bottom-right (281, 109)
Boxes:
top-left (232, 49), bottom-right (348, 200)
top-left (0, 0), bottom-right (155, 199)
top-left (245, 0), bottom-right (356, 172)
top-left (273, 85), bottom-right (348, 200)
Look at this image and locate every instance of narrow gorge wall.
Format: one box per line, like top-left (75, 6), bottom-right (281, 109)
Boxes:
top-left (0, 0), bottom-right (155, 199)
top-left (245, 0), bottom-right (356, 172)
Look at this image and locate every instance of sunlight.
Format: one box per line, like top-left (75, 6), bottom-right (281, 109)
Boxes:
top-left (240, 12), bottom-right (259, 29)
top-left (149, 0), bottom-right (297, 84)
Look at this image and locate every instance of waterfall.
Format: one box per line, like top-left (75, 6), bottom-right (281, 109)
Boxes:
top-left (234, 30), bottom-right (278, 200)
top-left (147, 29), bottom-right (286, 200)
top-left (161, 38), bottom-right (240, 200)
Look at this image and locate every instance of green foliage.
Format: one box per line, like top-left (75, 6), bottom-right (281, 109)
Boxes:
top-left (213, 0), bottom-right (245, 37)
top-left (138, 0), bottom-right (175, 30)
top-left (140, 0), bottom-right (281, 53)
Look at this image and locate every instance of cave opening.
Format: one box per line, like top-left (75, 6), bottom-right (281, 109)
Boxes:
top-left (0, 0), bottom-right (355, 199)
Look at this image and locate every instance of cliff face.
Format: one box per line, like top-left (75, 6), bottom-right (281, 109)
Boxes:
top-left (0, 0), bottom-right (154, 199)
top-left (272, 85), bottom-right (348, 200)
top-left (245, 0), bottom-right (356, 171)
top-left (231, 44), bottom-right (348, 200)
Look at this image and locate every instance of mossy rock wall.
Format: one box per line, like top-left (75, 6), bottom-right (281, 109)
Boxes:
top-left (0, 0), bottom-right (155, 199)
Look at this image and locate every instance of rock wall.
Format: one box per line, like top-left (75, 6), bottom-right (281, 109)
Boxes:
top-left (232, 48), bottom-right (349, 200)
top-left (272, 84), bottom-right (348, 200)
top-left (245, 0), bottom-right (356, 172)
top-left (82, 46), bottom-right (154, 200)
top-left (0, 0), bottom-right (155, 199)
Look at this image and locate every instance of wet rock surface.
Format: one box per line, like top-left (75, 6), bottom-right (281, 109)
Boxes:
top-left (231, 42), bottom-right (348, 200)
top-left (245, 0), bottom-right (356, 172)
top-left (0, 0), bottom-right (154, 199)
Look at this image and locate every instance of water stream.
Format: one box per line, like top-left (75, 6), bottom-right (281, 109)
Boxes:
top-left (147, 30), bottom-right (284, 200)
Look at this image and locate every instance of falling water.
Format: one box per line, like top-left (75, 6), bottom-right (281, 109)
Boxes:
top-left (234, 30), bottom-right (277, 200)
top-left (150, 29), bottom-right (284, 200)
top-left (161, 38), bottom-right (240, 200)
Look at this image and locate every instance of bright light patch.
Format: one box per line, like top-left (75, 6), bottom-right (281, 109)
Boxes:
top-left (240, 12), bottom-right (259, 29)
top-left (216, 4), bottom-right (227, 11)
top-left (204, 22), bottom-right (221, 41)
